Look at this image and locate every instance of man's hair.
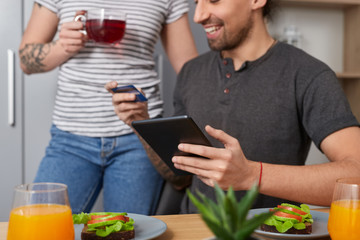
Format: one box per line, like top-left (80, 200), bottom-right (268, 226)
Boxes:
top-left (263, 0), bottom-right (277, 20)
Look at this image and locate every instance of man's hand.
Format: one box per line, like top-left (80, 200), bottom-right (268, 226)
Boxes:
top-left (105, 81), bottom-right (150, 126)
top-left (172, 125), bottom-right (258, 190)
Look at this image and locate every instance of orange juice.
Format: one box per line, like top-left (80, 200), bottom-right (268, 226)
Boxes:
top-left (7, 204), bottom-right (74, 240)
top-left (328, 199), bottom-right (360, 240)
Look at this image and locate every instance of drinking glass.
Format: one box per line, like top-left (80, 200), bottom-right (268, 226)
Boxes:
top-left (7, 183), bottom-right (74, 240)
top-left (328, 177), bottom-right (360, 240)
top-left (75, 8), bottom-right (126, 44)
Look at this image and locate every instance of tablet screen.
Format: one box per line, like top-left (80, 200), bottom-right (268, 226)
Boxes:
top-left (132, 115), bottom-right (211, 175)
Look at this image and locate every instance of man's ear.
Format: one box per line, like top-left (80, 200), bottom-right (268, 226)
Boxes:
top-left (251, 0), bottom-right (267, 10)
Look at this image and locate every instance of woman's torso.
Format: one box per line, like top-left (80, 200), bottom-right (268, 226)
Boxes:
top-left (36, 0), bottom-right (188, 137)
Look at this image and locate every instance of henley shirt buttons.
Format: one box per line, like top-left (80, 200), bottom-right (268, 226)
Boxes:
top-left (223, 60), bottom-right (228, 65)
top-left (226, 73), bottom-right (232, 78)
top-left (224, 88), bottom-right (230, 94)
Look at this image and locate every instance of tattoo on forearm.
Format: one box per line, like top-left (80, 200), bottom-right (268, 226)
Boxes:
top-left (19, 42), bottom-right (55, 73)
top-left (35, 2), bottom-right (43, 8)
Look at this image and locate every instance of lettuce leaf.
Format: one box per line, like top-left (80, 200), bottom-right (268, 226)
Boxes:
top-left (72, 212), bottom-right (91, 224)
top-left (88, 220), bottom-right (119, 229)
top-left (293, 222), bottom-right (306, 230)
top-left (300, 204), bottom-right (310, 213)
top-left (264, 216), bottom-right (296, 233)
top-left (94, 221), bottom-right (123, 237)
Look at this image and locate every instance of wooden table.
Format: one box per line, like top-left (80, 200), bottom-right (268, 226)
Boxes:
top-left (152, 214), bottom-right (213, 240)
top-left (0, 214), bottom-right (212, 240)
top-left (153, 209), bottom-right (330, 240)
top-left (0, 209), bottom-right (330, 240)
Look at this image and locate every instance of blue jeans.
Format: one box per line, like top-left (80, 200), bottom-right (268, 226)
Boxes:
top-left (34, 125), bottom-right (164, 215)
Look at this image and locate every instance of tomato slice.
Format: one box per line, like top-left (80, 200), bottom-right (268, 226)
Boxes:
top-left (91, 215), bottom-right (109, 220)
top-left (277, 205), bottom-right (307, 215)
top-left (271, 210), bottom-right (302, 222)
top-left (88, 215), bottom-right (129, 224)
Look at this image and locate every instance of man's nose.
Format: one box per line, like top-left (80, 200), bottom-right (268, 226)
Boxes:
top-left (193, 1), bottom-right (210, 24)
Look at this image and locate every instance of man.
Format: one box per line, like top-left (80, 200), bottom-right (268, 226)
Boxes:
top-left (106, 0), bottom-right (360, 213)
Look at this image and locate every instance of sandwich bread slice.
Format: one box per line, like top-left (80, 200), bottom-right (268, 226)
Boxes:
top-left (81, 225), bottom-right (135, 240)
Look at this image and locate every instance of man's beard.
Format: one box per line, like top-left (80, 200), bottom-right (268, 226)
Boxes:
top-left (208, 16), bottom-right (254, 51)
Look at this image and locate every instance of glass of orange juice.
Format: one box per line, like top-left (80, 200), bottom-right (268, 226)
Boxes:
top-left (328, 177), bottom-right (360, 240)
top-left (7, 182), bottom-right (74, 240)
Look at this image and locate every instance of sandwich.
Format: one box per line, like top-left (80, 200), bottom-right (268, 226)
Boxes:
top-left (261, 203), bottom-right (313, 234)
top-left (73, 212), bottom-right (135, 240)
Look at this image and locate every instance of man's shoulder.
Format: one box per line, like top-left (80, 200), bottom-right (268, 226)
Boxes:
top-left (276, 42), bottom-right (328, 68)
top-left (177, 51), bottom-right (218, 86)
top-left (184, 51), bottom-right (218, 68)
top-left (272, 42), bottom-right (335, 80)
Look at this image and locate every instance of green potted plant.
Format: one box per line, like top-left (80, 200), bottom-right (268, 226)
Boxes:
top-left (187, 184), bottom-right (274, 240)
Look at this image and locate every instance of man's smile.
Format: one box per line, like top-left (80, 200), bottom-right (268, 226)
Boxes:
top-left (204, 25), bottom-right (222, 39)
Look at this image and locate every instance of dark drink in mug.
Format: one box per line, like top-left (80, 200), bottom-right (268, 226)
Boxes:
top-left (86, 19), bottom-right (126, 44)
top-left (75, 9), bottom-right (126, 45)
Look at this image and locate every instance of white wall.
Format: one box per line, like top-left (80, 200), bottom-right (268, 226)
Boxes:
top-left (268, 6), bottom-right (343, 72)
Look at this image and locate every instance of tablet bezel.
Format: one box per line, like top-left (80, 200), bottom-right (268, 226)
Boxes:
top-left (132, 115), bottom-right (211, 175)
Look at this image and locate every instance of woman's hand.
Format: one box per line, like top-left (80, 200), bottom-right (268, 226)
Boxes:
top-left (58, 12), bottom-right (88, 55)
top-left (105, 81), bottom-right (150, 125)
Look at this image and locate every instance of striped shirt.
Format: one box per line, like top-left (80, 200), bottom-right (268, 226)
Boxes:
top-left (36, 0), bottom-right (189, 137)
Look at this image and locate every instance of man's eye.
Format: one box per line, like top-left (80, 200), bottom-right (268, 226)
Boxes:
top-left (194, 0), bottom-right (219, 4)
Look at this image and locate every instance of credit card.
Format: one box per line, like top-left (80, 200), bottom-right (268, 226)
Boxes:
top-left (111, 85), bottom-right (148, 102)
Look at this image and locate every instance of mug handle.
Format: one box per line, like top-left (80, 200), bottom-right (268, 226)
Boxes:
top-left (74, 14), bottom-right (86, 22)
top-left (74, 10), bottom-right (87, 35)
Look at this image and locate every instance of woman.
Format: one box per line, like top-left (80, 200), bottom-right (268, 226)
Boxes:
top-left (19, 0), bottom-right (197, 215)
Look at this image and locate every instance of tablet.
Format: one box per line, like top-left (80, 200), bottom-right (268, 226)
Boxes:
top-left (132, 115), bottom-right (212, 175)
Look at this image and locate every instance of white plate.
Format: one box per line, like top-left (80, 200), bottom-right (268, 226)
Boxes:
top-left (248, 208), bottom-right (330, 240)
top-left (74, 213), bottom-right (167, 240)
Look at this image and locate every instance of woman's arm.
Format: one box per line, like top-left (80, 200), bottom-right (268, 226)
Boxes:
top-left (160, 13), bottom-right (198, 74)
top-left (19, 3), bottom-right (87, 74)
top-left (104, 81), bottom-right (192, 190)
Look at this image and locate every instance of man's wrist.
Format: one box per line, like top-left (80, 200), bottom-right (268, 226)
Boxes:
top-left (236, 160), bottom-right (260, 191)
